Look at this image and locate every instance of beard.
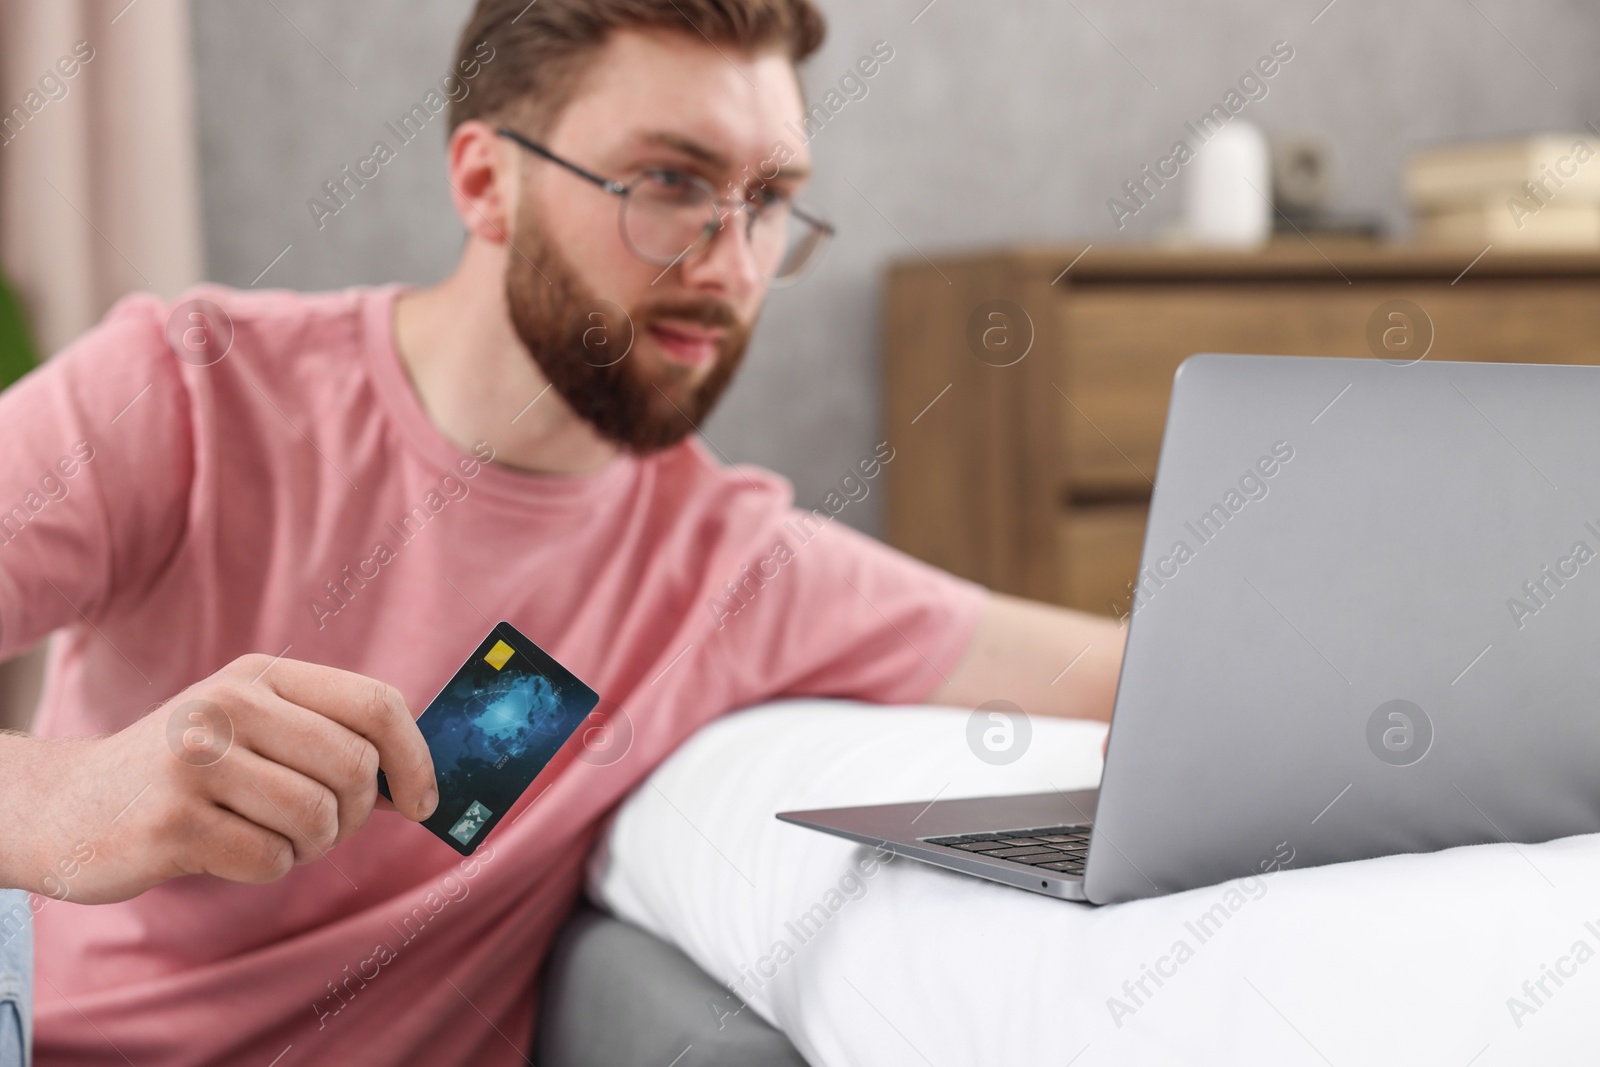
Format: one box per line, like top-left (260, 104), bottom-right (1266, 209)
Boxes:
top-left (504, 212), bottom-right (752, 455)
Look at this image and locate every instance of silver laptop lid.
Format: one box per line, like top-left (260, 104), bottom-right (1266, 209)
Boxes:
top-left (1087, 354), bottom-right (1600, 904)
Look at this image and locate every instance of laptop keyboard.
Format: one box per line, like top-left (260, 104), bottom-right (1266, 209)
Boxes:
top-left (921, 824), bottom-right (1092, 876)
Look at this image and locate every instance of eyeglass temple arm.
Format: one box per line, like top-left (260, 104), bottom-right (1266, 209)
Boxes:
top-left (495, 127), bottom-right (628, 196)
top-left (498, 125), bottom-right (835, 240)
top-left (791, 204), bottom-right (835, 235)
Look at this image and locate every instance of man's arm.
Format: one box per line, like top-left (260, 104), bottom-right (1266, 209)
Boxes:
top-left (0, 656), bottom-right (439, 903)
top-left (924, 591), bottom-right (1125, 723)
top-left (0, 303), bottom-right (438, 902)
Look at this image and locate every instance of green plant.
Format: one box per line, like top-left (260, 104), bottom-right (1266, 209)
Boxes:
top-left (0, 272), bottom-right (37, 390)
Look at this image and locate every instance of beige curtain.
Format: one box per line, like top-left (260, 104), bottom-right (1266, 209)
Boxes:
top-left (0, 0), bottom-right (203, 731)
top-left (0, 0), bottom-right (203, 355)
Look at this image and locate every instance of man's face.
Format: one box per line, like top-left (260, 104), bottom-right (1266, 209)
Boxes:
top-left (504, 28), bottom-right (812, 454)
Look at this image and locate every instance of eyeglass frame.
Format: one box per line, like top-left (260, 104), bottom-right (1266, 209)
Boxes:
top-left (495, 126), bottom-right (834, 285)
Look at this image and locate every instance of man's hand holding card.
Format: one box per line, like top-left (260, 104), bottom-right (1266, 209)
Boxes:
top-left (13, 622), bottom-right (591, 902)
top-left (16, 655), bottom-right (440, 904)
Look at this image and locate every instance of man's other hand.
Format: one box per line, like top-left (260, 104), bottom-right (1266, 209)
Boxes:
top-left (17, 655), bottom-right (437, 904)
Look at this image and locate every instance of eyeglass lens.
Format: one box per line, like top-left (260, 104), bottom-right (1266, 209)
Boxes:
top-left (619, 171), bottom-right (823, 280)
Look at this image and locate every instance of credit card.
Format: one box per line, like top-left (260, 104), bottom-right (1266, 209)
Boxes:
top-left (378, 621), bottom-right (599, 855)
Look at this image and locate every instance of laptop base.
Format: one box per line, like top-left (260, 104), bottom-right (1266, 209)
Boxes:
top-left (777, 789), bottom-right (1099, 902)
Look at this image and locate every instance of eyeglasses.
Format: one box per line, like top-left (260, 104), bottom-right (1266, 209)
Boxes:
top-left (496, 126), bottom-right (833, 286)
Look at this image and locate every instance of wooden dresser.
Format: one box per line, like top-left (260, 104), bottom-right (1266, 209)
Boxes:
top-left (882, 241), bottom-right (1600, 618)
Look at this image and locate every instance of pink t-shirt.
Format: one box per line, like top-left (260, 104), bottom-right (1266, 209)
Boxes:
top-left (0, 284), bottom-right (986, 1065)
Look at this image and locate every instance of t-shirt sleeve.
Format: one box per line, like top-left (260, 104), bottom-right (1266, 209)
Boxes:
top-left (0, 294), bottom-right (193, 660)
top-left (705, 508), bottom-right (989, 706)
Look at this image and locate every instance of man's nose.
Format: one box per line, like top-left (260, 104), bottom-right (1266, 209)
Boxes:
top-left (676, 210), bottom-right (763, 300)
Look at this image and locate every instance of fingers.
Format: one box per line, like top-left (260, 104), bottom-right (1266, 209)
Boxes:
top-left (66, 656), bottom-right (438, 904)
top-left (205, 747), bottom-right (341, 865)
top-left (234, 692), bottom-right (382, 842)
top-left (240, 656), bottom-right (437, 821)
top-left (179, 803), bottom-right (296, 886)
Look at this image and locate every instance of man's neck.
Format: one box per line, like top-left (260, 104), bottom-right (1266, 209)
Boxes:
top-left (391, 240), bottom-right (621, 475)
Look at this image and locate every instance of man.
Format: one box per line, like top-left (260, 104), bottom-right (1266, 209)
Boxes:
top-left (0, 0), bottom-right (1123, 1062)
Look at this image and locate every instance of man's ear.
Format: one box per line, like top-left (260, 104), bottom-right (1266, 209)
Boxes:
top-left (447, 119), bottom-right (516, 245)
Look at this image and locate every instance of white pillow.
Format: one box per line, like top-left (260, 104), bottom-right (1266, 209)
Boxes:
top-left (591, 700), bottom-right (1600, 1066)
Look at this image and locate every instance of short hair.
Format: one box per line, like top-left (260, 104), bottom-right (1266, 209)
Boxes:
top-left (448, 0), bottom-right (828, 139)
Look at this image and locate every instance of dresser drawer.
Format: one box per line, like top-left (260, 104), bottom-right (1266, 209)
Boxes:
top-left (884, 246), bottom-right (1600, 609)
top-left (1058, 505), bottom-right (1147, 616)
top-left (1056, 280), bottom-right (1600, 493)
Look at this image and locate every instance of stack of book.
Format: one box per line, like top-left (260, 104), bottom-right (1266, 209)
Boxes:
top-left (1405, 133), bottom-right (1600, 247)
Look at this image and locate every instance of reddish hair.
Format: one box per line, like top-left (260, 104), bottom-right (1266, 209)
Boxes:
top-left (449, 0), bottom-right (827, 137)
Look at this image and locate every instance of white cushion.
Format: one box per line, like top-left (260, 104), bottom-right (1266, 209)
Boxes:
top-left (590, 700), bottom-right (1600, 1065)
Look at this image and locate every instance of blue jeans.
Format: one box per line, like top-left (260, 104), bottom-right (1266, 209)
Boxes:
top-left (0, 890), bottom-right (30, 1067)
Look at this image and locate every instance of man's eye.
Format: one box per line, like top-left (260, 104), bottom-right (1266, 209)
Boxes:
top-left (747, 186), bottom-right (792, 214)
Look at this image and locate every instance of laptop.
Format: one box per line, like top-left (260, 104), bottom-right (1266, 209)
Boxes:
top-left (779, 353), bottom-right (1600, 904)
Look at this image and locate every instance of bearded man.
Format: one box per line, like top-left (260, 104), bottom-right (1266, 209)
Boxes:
top-left (0, 1), bottom-right (1123, 1062)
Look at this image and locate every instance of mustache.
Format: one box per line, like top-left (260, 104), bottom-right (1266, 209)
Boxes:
top-left (635, 298), bottom-right (742, 331)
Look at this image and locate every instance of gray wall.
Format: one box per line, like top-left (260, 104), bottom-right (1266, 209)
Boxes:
top-left (194, 0), bottom-right (1600, 534)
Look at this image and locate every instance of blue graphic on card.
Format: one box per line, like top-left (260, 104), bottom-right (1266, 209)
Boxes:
top-left (379, 622), bottom-right (599, 854)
